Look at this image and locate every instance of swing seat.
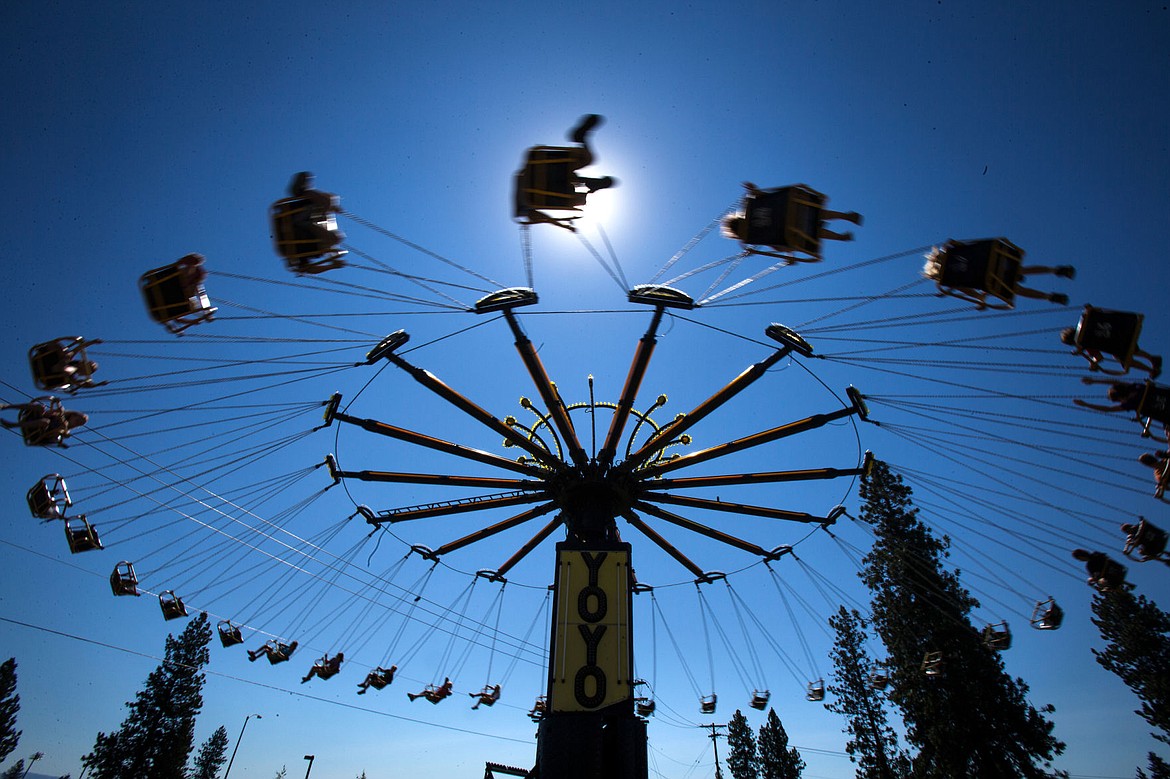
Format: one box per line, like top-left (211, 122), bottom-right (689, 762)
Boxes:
top-left (868, 669), bottom-right (890, 690)
top-left (64, 516), bottom-right (102, 553)
top-left (29, 337), bottom-right (103, 393)
top-left (1090, 558), bottom-right (1130, 592)
top-left (312, 655), bottom-right (343, 680)
top-left (700, 694), bottom-right (717, 714)
top-left (635, 698), bottom-right (656, 716)
top-left (1030, 598), bottom-right (1063, 630)
top-left (517, 147), bottom-right (589, 212)
top-left (27, 474), bottom-right (70, 519)
top-left (742, 184), bottom-right (827, 260)
top-left (805, 680), bottom-right (825, 702)
top-left (268, 642), bottom-right (296, 663)
top-left (217, 620), bottom-right (244, 647)
top-left (921, 651), bottom-right (945, 677)
top-left (750, 690), bottom-right (771, 710)
top-left (933, 238), bottom-right (1024, 309)
top-left (366, 666), bottom-right (396, 688)
top-left (1136, 382), bottom-right (1170, 428)
top-left (11, 397), bottom-right (68, 447)
top-left (159, 590), bottom-right (188, 620)
top-left (1124, 518), bottom-right (1169, 562)
top-left (981, 621), bottom-right (1012, 651)
top-left (1075, 307), bottom-right (1144, 370)
top-left (110, 561), bottom-right (139, 596)
top-left (270, 196), bottom-right (348, 273)
top-left (140, 256), bottom-right (216, 334)
top-left (528, 696), bottom-right (547, 721)
top-left (473, 684), bottom-right (501, 707)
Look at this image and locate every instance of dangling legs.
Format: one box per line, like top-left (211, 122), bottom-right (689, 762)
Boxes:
top-left (821, 208), bottom-right (864, 225)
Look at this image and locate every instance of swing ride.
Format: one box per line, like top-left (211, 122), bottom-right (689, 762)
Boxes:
top-left (3, 113), bottom-right (1166, 777)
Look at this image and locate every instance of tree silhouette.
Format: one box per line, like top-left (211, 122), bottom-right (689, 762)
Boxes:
top-left (726, 709), bottom-right (759, 779)
top-left (859, 461), bottom-right (1065, 778)
top-left (757, 708), bottom-right (803, 779)
top-left (0, 659), bottom-right (20, 765)
top-left (826, 607), bottom-right (909, 779)
top-left (189, 725), bottom-right (229, 779)
top-left (82, 612), bottom-right (213, 779)
top-left (1089, 588), bottom-right (1170, 777)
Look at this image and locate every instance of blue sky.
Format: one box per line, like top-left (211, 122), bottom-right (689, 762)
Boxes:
top-left (1, 3), bottom-right (1168, 778)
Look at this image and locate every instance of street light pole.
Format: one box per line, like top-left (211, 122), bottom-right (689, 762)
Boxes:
top-left (223, 713), bottom-right (262, 779)
top-left (303, 754), bottom-right (315, 779)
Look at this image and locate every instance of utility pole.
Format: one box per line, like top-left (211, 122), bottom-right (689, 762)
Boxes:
top-left (224, 713), bottom-right (262, 779)
top-left (703, 723), bottom-right (726, 779)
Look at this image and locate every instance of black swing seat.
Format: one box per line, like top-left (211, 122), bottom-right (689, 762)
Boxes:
top-left (742, 184), bottom-right (828, 260)
top-left (27, 474), bottom-right (70, 520)
top-left (981, 621), bottom-right (1012, 651)
top-left (218, 620), bottom-right (244, 647)
top-left (1030, 598), bottom-right (1063, 630)
top-left (528, 696), bottom-right (547, 721)
top-left (110, 561), bottom-right (139, 596)
top-left (806, 680), bottom-right (825, 702)
top-left (270, 196), bottom-right (348, 273)
top-left (516, 146), bottom-right (590, 212)
top-left (10, 396), bottom-right (72, 447)
top-left (931, 238), bottom-right (1024, 309)
top-left (921, 651), bottom-right (945, 677)
top-left (159, 591), bottom-right (188, 620)
top-left (1124, 518), bottom-right (1169, 562)
top-left (473, 685), bottom-right (501, 706)
top-left (635, 698), bottom-right (656, 716)
top-left (1089, 557), bottom-right (1130, 592)
top-left (29, 337), bottom-right (103, 393)
top-left (750, 690), bottom-right (771, 710)
top-left (700, 694), bottom-right (717, 714)
top-left (65, 516), bottom-right (102, 553)
top-left (868, 668), bottom-right (890, 690)
top-left (1075, 306), bottom-right (1144, 370)
top-left (1135, 381), bottom-right (1170, 429)
top-left (140, 256), bottom-right (216, 334)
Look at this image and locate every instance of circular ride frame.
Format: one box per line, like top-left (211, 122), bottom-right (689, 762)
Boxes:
top-left (323, 289), bottom-right (870, 778)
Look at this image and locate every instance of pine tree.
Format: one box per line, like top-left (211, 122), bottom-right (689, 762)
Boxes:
top-left (726, 709), bottom-right (759, 779)
top-left (0, 659), bottom-right (20, 764)
top-left (757, 708), bottom-right (804, 779)
top-left (0, 759), bottom-right (21, 779)
top-left (826, 607), bottom-right (910, 779)
top-left (83, 612), bottom-right (214, 779)
top-left (1138, 752), bottom-right (1169, 779)
top-left (189, 725), bottom-right (229, 779)
top-left (272, 767), bottom-right (287, 779)
top-left (1090, 589), bottom-right (1170, 745)
top-left (859, 461), bottom-right (1065, 778)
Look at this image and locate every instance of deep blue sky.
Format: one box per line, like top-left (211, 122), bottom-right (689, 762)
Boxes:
top-left (2, 3), bottom-right (1168, 778)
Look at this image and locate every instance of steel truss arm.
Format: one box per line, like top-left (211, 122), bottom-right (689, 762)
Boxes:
top-left (632, 501), bottom-right (780, 558)
top-left (636, 402), bottom-right (861, 477)
top-left (331, 468), bottom-right (542, 491)
top-left (598, 307), bottom-right (665, 468)
top-left (503, 310), bottom-right (587, 467)
top-left (620, 510), bottom-right (706, 580)
top-left (623, 342), bottom-right (794, 470)
top-left (639, 492), bottom-right (829, 524)
top-left (494, 515), bottom-right (565, 578)
top-left (384, 350), bottom-right (565, 471)
top-left (331, 410), bottom-right (546, 477)
top-left (652, 461), bottom-right (868, 490)
top-left (368, 491), bottom-right (547, 524)
top-left (432, 502), bottom-right (560, 557)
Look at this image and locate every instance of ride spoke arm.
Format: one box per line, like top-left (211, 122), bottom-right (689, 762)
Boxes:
top-left (639, 492), bottom-right (827, 524)
top-left (653, 456), bottom-right (871, 489)
top-left (493, 515), bottom-right (566, 578)
top-left (385, 352), bottom-right (565, 471)
top-left (633, 501), bottom-right (778, 557)
top-left (598, 307), bottom-right (665, 467)
top-left (503, 311), bottom-right (588, 467)
top-left (620, 509), bottom-right (707, 580)
top-left (623, 343), bottom-right (794, 469)
top-left (637, 401), bottom-right (862, 477)
top-left (367, 492), bottom-right (548, 524)
top-left (330, 408), bottom-right (547, 476)
top-left (433, 502), bottom-right (560, 557)
top-left (332, 468), bottom-right (542, 491)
